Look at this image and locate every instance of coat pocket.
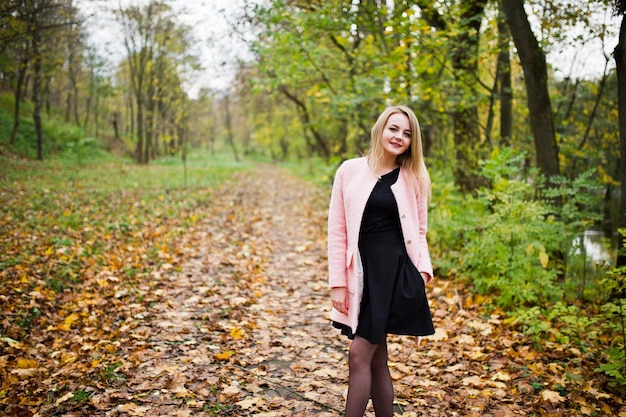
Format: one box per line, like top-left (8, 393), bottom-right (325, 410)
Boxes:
top-left (346, 250), bottom-right (353, 268)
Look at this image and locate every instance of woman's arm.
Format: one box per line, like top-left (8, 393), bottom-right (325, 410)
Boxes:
top-left (416, 189), bottom-right (434, 283)
top-left (327, 164), bottom-right (349, 289)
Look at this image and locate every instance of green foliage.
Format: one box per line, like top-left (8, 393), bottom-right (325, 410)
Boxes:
top-left (541, 170), bottom-right (604, 233)
top-left (71, 390), bottom-right (92, 404)
top-left (0, 93), bottom-right (96, 160)
top-left (249, 0), bottom-right (458, 160)
top-left (99, 362), bottom-right (124, 384)
top-left (430, 147), bottom-right (623, 386)
top-left (428, 169), bottom-right (484, 274)
top-left (513, 302), bottom-right (600, 348)
top-left (596, 346), bottom-right (626, 386)
top-left (430, 147), bottom-right (608, 309)
top-left (430, 148), bottom-right (562, 307)
top-left (593, 259), bottom-right (626, 386)
top-left (467, 151), bottom-right (563, 307)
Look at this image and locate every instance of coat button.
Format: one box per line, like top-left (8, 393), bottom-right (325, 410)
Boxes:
top-left (407, 240), bottom-right (412, 245)
top-left (401, 214), bottom-right (406, 219)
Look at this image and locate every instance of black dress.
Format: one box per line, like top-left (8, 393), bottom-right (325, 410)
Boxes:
top-left (333, 168), bottom-right (435, 344)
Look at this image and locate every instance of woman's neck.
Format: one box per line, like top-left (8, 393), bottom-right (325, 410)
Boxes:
top-left (373, 162), bottom-right (399, 176)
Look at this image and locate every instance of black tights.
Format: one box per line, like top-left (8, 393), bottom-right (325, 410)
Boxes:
top-left (345, 336), bottom-right (393, 417)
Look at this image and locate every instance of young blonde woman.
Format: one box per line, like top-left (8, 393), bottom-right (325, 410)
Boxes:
top-left (328, 105), bottom-right (435, 416)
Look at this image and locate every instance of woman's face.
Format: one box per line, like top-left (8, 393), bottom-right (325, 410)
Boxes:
top-left (381, 112), bottom-right (411, 160)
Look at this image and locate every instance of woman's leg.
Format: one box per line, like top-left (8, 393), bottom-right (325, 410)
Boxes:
top-left (370, 341), bottom-right (393, 417)
top-left (345, 336), bottom-right (379, 417)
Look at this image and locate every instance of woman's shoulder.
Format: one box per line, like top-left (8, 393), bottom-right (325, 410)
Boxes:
top-left (338, 156), bottom-right (367, 172)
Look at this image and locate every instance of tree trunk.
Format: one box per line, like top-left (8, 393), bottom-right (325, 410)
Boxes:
top-left (278, 85), bottom-right (330, 160)
top-left (112, 112), bottom-right (120, 140)
top-left (83, 95), bottom-right (92, 130)
top-left (10, 58), bottom-right (28, 145)
top-left (614, 10), bottom-right (626, 268)
top-left (33, 31), bottom-right (44, 161)
top-left (94, 94), bottom-right (100, 139)
top-left (223, 94), bottom-right (240, 162)
top-left (144, 107), bottom-right (153, 164)
top-left (65, 89), bottom-right (72, 123)
top-left (417, 0), bottom-right (488, 191)
top-left (136, 94), bottom-right (145, 163)
top-left (451, 0), bottom-right (488, 192)
top-left (502, 0), bottom-right (559, 178)
top-left (497, 4), bottom-right (512, 145)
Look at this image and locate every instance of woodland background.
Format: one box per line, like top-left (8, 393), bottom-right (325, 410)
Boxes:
top-left (1, 0), bottom-right (626, 416)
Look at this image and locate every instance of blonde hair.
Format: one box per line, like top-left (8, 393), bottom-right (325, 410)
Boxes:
top-left (367, 105), bottom-right (431, 200)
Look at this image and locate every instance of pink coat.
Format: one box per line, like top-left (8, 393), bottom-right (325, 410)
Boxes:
top-left (327, 157), bottom-right (433, 333)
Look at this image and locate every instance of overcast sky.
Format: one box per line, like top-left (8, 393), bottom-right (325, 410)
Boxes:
top-left (76, 0), bottom-right (619, 98)
top-left (76, 0), bottom-right (251, 96)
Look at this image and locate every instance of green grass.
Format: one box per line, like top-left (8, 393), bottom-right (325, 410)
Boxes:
top-left (278, 155), bottom-right (339, 187)
top-left (1, 149), bottom-right (251, 192)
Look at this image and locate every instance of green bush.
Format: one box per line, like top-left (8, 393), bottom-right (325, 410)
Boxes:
top-left (594, 260), bottom-right (626, 387)
top-left (428, 170), bottom-right (485, 276)
top-left (465, 150), bottom-right (564, 307)
top-left (429, 147), bottom-right (624, 386)
top-left (430, 148), bottom-right (606, 309)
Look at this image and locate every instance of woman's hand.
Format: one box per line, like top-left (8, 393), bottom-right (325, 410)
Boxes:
top-left (331, 287), bottom-right (348, 314)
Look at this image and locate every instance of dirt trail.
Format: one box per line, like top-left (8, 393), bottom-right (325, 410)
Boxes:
top-left (82, 165), bottom-right (348, 416)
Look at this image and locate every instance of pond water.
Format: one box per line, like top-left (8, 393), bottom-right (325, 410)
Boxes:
top-left (572, 229), bottom-right (617, 266)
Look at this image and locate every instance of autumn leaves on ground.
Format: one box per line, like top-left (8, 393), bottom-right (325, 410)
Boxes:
top-left (1, 163), bottom-right (624, 417)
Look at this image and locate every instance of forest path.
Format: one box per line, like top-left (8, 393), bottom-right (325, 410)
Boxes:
top-left (34, 164), bottom-right (620, 417)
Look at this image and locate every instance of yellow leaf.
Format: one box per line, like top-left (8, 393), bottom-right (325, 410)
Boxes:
top-left (526, 243), bottom-right (534, 256)
top-left (230, 327), bottom-right (245, 340)
top-left (58, 313), bottom-right (80, 331)
top-left (61, 352), bottom-right (77, 365)
top-left (215, 351), bottom-right (233, 360)
top-left (539, 251), bottom-right (549, 268)
top-left (17, 358), bottom-right (38, 368)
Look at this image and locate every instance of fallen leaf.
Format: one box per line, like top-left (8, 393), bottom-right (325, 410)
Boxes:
top-left (540, 389), bottom-right (565, 403)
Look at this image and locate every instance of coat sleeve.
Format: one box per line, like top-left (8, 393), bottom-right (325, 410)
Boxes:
top-left (416, 190), bottom-right (434, 283)
top-left (327, 163), bottom-right (349, 289)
